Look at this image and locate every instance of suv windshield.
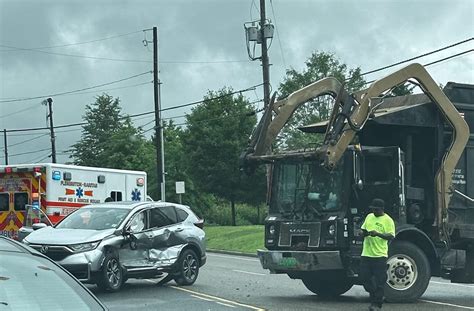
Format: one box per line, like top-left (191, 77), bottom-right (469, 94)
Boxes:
top-left (56, 207), bottom-right (130, 230)
top-left (270, 159), bottom-right (344, 218)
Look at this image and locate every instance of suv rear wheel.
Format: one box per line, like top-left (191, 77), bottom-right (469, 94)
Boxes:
top-left (174, 249), bottom-right (199, 286)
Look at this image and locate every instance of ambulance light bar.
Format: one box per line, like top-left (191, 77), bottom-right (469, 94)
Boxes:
top-left (0, 166), bottom-right (44, 173)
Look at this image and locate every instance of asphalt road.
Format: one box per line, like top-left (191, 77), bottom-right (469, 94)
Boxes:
top-left (93, 252), bottom-right (474, 311)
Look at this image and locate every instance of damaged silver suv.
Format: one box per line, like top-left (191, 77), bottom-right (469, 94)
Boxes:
top-left (22, 201), bottom-right (206, 292)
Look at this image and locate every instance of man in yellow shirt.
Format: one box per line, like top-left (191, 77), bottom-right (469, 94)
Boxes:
top-left (360, 198), bottom-right (395, 311)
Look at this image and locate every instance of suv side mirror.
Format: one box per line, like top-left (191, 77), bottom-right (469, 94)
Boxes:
top-left (32, 223), bottom-right (47, 230)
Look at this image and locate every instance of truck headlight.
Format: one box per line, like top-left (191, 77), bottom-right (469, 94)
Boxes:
top-left (268, 225), bottom-right (275, 236)
top-left (328, 224), bottom-right (336, 236)
top-left (70, 241), bottom-right (100, 252)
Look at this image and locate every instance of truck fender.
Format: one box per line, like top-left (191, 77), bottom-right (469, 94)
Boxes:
top-left (394, 225), bottom-right (440, 275)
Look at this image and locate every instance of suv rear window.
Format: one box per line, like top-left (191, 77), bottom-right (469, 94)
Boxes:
top-left (176, 208), bottom-right (188, 222)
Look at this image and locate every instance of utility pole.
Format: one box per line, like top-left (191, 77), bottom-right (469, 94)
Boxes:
top-left (3, 129), bottom-right (8, 165)
top-left (244, 2), bottom-right (274, 223)
top-left (152, 26), bottom-right (165, 201)
top-left (259, 0), bottom-right (271, 110)
top-left (43, 98), bottom-right (56, 163)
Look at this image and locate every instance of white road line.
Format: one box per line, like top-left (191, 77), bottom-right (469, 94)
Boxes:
top-left (430, 280), bottom-right (474, 288)
top-left (216, 302), bottom-right (237, 308)
top-left (233, 269), bottom-right (267, 276)
top-left (208, 253), bottom-right (260, 262)
top-left (190, 294), bottom-right (214, 302)
top-left (421, 299), bottom-right (474, 310)
top-left (171, 285), bottom-right (265, 311)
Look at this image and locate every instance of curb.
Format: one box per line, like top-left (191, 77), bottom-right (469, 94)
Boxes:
top-left (207, 248), bottom-right (258, 258)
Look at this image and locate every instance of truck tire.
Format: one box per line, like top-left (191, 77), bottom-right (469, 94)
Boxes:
top-left (96, 253), bottom-right (124, 292)
top-left (302, 272), bottom-right (353, 297)
top-left (385, 241), bottom-right (430, 302)
top-left (173, 249), bottom-right (199, 286)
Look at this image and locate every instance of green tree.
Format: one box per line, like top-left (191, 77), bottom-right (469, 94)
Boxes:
top-left (158, 120), bottom-right (214, 217)
top-left (70, 94), bottom-right (155, 190)
top-left (182, 87), bottom-right (266, 225)
top-left (277, 52), bottom-right (366, 150)
top-left (388, 84), bottom-right (413, 97)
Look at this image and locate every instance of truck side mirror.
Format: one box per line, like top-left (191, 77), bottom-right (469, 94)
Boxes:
top-left (353, 151), bottom-right (364, 190)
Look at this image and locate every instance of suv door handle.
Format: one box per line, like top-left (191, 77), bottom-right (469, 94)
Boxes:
top-left (175, 228), bottom-right (184, 232)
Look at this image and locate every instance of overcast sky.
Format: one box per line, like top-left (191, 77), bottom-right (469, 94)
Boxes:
top-left (0, 0), bottom-right (473, 165)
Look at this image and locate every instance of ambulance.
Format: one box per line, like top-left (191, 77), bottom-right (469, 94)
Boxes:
top-left (0, 163), bottom-right (147, 239)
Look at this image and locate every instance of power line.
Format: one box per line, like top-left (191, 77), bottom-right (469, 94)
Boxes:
top-left (424, 49), bottom-right (473, 67)
top-left (0, 71), bottom-right (152, 103)
top-left (49, 81), bottom-right (152, 97)
top-left (173, 107), bottom-right (260, 127)
top-left (3, 84), bottom-right (263, 133)
top-left (269, 0), bottom-right (287, 69)
top-left (160, 84), bottom-right (263, 112)
top-left (9, 148), bottom-right (50, 158)
top-left (0, 133), bottom-right (49, 151)
top-left (0, 44), bottom-right (152, 63)
top-left (0, 30), bottom-right (143, 51)
top-left (359, 37), bottom-right (473, 77)
top-left (25, 150), bottom-right (52, 163)
top-left (363, 48), bottom-right (473, 85)
top-left (0, 43), bottom-right (252, 64)
top-left (140, 98), bottom-right (263, 130)
top-left (35, 154), bottom-right (52, 163)
top-left (0, 102), bottom-right (42, 119)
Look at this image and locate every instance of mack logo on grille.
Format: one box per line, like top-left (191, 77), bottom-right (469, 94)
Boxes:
top-left (289, 228), bottom-right (310, 234)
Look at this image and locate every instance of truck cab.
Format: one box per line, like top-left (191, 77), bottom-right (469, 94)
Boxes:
top-left (259, 146), bottom-right (405, 296)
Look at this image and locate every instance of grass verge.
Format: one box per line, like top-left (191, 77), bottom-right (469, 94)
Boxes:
top-left (204, 225), bottom-right (264, 254)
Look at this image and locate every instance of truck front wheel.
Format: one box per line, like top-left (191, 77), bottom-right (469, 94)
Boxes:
top-left (385, 241), bottom-right (431, 302)
top-left (302, 272), bottom-right (353, 297)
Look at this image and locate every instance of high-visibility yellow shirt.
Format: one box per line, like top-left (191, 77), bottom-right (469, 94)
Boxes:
top-left (361, 213), bottom-right (395, 258)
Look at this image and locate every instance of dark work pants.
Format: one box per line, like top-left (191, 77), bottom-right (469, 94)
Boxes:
top-left (359, 256), bottom-right (387, 308)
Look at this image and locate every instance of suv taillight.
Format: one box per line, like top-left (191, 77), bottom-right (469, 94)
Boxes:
top-left (194, 219), bottom-right (204, 229)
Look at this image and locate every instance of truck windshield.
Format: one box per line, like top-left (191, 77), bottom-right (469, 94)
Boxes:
top-left (270, 159), bottom-right (344, 217)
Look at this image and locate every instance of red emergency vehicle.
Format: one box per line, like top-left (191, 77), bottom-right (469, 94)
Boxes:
top-left (0, 163), bottom-right (147, 239)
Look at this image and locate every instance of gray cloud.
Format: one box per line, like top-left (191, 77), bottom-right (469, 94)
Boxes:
top-left (0, 0), bottom-right (472, 164)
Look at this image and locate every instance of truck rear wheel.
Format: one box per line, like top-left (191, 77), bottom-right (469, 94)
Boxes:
top-left (302, 272), bottom-right (353, 297)
top-left (385, 241), bottom-right (430, 302)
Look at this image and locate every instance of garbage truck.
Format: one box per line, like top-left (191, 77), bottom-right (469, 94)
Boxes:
top-left (241, 63), bottom-right (474, 302)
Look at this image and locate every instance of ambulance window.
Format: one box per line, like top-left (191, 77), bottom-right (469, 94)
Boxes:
top-left (0, 193), bottom-right (8, 211)
top-left (14, 193), bottom-right (29, 211)
top-left (110, 191), bottom-right (122, 202)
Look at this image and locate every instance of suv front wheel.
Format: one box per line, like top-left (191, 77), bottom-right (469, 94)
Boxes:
top-left (96, 253), bottom-right (124, 292)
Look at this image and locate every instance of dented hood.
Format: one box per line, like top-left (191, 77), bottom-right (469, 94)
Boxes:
top-left (25, 227), bottom-right (116, 245)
